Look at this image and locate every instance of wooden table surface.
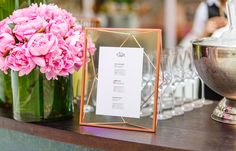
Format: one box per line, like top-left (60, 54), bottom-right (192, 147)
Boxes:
top-left (0, 103), bottom-right (235, 151)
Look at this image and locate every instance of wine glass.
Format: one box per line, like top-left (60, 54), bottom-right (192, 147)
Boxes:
top-left (158, 50), bottom-right (173, 120)
top-left (171, 47), bottom-right (185, 116)
top-left (140, 55), bottom-right (156, 117)
top-left (182, 49), bottom-right (195, 112)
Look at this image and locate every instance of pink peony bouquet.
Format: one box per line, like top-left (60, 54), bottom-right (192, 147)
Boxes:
top-left (0, 4), bottom-right (95, 80)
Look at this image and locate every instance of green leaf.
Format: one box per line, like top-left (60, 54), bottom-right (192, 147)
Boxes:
top-left (0, 72), bottom-right (5, 102)
top-left (11, 69), bottom-right (43, 121)
top-left (47, 75), bottom-right (73, 119)
top-left (0, 72), bottom-right (12, 105)
top-left (3, 73), bottom-right (12, 104)
top-left (8, 23), bottom-right (15, 30)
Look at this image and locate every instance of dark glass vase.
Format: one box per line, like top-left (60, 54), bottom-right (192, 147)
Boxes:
top-left (0, 72), bottom-right (12, 108)
top-left (11, 69), bottom-right (73, 122)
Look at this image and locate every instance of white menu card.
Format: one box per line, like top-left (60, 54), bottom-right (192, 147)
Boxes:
top-left (96, 46), bottom-right (144, 118)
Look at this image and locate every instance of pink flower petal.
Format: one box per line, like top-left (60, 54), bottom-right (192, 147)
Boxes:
top-left (32, 57), bottom-right (46, 67)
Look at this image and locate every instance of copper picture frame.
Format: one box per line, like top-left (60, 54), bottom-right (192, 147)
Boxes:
top-left (79, 28), bottom-right (162, 132)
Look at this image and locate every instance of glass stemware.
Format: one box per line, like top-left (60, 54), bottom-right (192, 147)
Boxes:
top-left (158, 50), bottom-right (173, 120)
top-left (182, 49), bottom-right (195, 112)
top-left (171, 47), bottom-right (185, 116)
top-left (140, 54), bottom-right (156, 117)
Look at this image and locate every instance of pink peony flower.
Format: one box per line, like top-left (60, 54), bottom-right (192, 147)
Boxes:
top-left (48, 17), bottom-right (69, 38)
top-left (12, 16), bottom-right (48, 41)
top-left (39, 4), bottom-right (75, 27)
top-left (28, 33), bottom-right (58, 56)
top-left (0, 33), bottom-right (15, 55)
top-left (0, 19), bottom-right (16, 56)
top-left (58, 40), bottom-right (75, 76)
top-left (65, 32), bottom-right (85, 70)
top-left (10, 4), bottom-right (38, 21)
top-left (40, 40), bottom-right (75, 80)
top-left (65, 29), bottom-right (96, 70)
top-left (6, 45), bottom-right (36, 76)
top-left (66, 29), bottom-right (96, 55)
top-left (40, 48), bottom-right (63, 80)
top-left (66, 32), bottom-right (84, 54)
top-left (38, 4), bottom-right (62, 20)
top-left (61, 9), bottom-right (76, 27)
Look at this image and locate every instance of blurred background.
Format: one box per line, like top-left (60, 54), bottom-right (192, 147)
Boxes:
top-left (48, 0), bottom-right (201, 48)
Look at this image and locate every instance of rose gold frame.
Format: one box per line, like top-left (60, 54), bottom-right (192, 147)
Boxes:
top-left (79, 28), bottom-right (162, 133)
